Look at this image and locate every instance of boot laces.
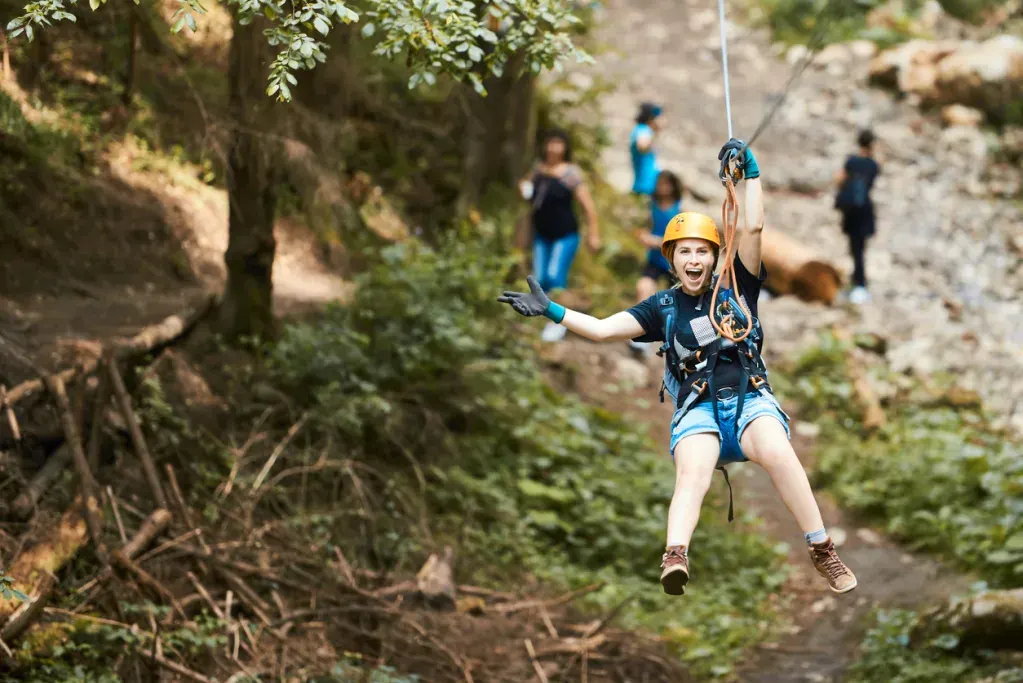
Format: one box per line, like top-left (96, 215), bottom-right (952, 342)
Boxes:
top-left (815, 545), bottom-right (848, 578)
top-left (662, 547), bottom-right (687, 567)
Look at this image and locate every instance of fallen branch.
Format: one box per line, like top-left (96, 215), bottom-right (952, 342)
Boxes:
top-left (9, 443), bottom-right (72, 520)
top-left (0, 498), bottom-right (89, 634)
top-left (761, 227), bottom-right (843, 304)
top-left (535, 635), bottom-right (608, 657)
top-left (494, 583), bottom-right (605, 615)
top-left (86, 356), bottom-right (110, 471)
top-left (250, 413), bottom-right (309, 493)
top-left (107, 359), bottom-right (168, 508)
top-left (186, 572), bottom-right (225, 619)
top-left (111, 550), bottom-right (184, 618)
top-left (524, 638), bottom-right (549, 683)
top-left (46, 375), bottom-right (108, 565)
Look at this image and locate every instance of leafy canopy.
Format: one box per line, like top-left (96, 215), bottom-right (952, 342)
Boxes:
top-left (5, 0), bottom-right (590, 101)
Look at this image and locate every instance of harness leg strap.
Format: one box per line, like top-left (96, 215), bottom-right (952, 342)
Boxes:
top-left (717, 466), bottom-right (734, 523)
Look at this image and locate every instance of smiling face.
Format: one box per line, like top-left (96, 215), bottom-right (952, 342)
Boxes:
top-left (670, 238), bottom-right (717, 294)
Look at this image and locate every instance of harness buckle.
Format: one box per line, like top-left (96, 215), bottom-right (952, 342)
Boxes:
top-left (692, 378), bottom-right (708, 396)
top-left (751, 375), bottom-right (767, 389)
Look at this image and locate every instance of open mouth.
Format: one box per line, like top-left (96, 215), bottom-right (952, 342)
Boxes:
top-left (684, 267), bottom-right (704, 282)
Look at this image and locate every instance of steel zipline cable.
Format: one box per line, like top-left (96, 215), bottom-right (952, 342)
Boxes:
top-left (710, 0), bottom-right (845, 342)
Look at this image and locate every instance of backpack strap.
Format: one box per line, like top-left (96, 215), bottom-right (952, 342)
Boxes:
top-left (656, 292), bottom-right (676, 404)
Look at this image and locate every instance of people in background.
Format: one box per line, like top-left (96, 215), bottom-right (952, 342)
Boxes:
top-left (630, 170), bottom-right (683, 355)
top-left (834, 129), bottom-right (880, 305)
top-left (519, 129), bottom-right (601, 342)
top-left (630, 102), bottom-right (663, 196)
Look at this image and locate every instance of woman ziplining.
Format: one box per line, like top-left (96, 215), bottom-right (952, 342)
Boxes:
top-left (498, 139), bottom-right (857, 596)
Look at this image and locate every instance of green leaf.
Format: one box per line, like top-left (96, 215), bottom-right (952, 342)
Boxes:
top-left (360, 22), bottom-right (375, 37)
top-left (6, 17), bottom-right (24, 30)
top-left (517, 478), bottom-right (575, 503)
top-left (313, 16), bottom-right (329, 35)
top-left (24, 24), bottom-right (33, 41)
top-left (171, 16), bottom-right (185, 32)
top-left (88, 0), bottom-right (99, 9)
top-left (985, 549), bottom-right (1021, 565)
top-left (185, 12), bottom-right (197, 31)
top-left (11, 589), bottom-right (29, 602)
top-left (1005, 533), bottom-right (1023, 552)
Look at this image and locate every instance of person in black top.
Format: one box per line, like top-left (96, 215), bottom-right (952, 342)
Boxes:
top-left (500, 140), bottom-right (857, 598)
top-left (834, 129), bottom-right (881, 305)
top-left (519, 129), bottom-right (601, 342)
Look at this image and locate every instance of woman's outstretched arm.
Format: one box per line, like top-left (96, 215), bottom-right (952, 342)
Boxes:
top-left (498, 276), bottom-right (645, 342)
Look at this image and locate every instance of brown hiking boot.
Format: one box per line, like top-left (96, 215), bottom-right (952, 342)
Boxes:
top-left (660, 546), bottom-right (689, 595)
top-left (808, 538), bottom-right (857, 594)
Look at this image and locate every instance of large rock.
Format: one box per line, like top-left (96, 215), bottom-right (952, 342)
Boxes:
top-left (941, 103), bottom-right (984, 127)
top-left (868, 40), bottom-right (958, 96)
top-left (933, 35), bottom-right (1023, 121)
top-left (871, 36), bottom-right (1023, 121)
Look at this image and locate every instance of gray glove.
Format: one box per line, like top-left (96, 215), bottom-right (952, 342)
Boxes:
top-left (498, 275), bottom-right (552, 317)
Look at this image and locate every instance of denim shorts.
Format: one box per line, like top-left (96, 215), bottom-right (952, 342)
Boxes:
top-left (669, 388), bottom-right (790, 465)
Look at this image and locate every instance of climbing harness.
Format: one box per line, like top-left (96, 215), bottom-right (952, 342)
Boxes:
top-left (656, 0), bottom-right (842, 521)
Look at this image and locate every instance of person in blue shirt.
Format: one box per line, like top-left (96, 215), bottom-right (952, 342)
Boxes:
top-left (630, 103), bottom-right (663, 196)
top-left (630, 171), bottom-right (682, 354)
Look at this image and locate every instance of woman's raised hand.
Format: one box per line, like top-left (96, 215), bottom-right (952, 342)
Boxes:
top-left (497, 275), bottom-right (551, 317)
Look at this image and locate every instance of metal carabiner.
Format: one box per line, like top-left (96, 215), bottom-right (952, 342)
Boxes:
top-left (718, 148), bottom-right (744, 184)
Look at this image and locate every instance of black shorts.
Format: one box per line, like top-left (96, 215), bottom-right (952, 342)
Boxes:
top-left (642, 263), bottom-right (674, 283)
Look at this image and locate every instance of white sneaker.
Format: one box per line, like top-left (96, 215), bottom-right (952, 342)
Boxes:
top-left (541, 322), bottom-right (567, 342)
top-left (848, 286), bottom-right (871, 305)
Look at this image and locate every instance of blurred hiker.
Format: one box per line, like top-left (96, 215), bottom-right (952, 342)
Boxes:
top-left (834, 129), bottom-right (880, 305)
top-left (630, 102), bottom-right (663, 196)
top-left (629, 170), bottom-right (682, 355)
top-left (501, 140), bottom-right (857, 597)
top-left (519, 128), bottom-right (601, 342)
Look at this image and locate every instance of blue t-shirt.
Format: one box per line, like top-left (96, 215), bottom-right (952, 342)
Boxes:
top-left (630, 123), bottom-right (659, 195)
top-left (648, 200), bottom-right (681, 272)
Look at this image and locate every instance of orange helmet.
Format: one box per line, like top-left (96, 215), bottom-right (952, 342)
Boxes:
top-left (660, 212), bottom-right (721, 263)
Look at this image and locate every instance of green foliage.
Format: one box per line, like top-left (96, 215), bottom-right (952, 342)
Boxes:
top-left (754, 0), bottom-right (912, 46)
top-left (0, 574), bottom-right (29, 602)
top-left (848, 608), bottom-right (1023, 683)
top-left (776, 333), bottom-right (1023, 586)
top-left (6, 0), bottom-right (589, 101)
top-left (936, 0), bottom-right (1007, 22)
top-left (270, 231), bottom-right (787, 678)
top-left (9, 605), bottom-right (226, 683)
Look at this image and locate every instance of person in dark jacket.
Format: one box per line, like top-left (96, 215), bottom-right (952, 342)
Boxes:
top-left (834, 129), bottom-right (880, 305)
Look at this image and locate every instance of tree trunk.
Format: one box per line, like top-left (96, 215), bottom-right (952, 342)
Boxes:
top-left (759, 227), bottom-right (843, 304)
top-left (218, 16), bottom-right (279, 341)
top-left (503, 55), bottom-right (536, 186)
top-left (458, 61), bottom-right (521, 215)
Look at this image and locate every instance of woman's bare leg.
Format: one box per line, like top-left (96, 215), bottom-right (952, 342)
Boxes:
top-left (666, 432), bottom-right (722, 547)
top-left (739, 416), bottom-right (823, 533)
